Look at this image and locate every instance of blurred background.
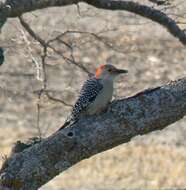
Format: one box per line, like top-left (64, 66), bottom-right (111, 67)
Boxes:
top-left (0, 0), bottom-right (186, 189)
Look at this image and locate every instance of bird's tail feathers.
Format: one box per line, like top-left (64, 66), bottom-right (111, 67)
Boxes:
top-left (58, 115), bottom-right (76, 131)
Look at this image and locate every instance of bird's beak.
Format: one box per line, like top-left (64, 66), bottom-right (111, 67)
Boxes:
top-left (114, 69), bottom-right (128, 74)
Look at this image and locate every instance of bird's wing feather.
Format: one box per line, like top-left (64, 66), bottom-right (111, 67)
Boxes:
top-left (71, 77), bottom-right (103, 119)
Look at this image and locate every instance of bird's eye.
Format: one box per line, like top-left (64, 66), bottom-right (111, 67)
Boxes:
top-left (108, 68), bottom-right (112, 72)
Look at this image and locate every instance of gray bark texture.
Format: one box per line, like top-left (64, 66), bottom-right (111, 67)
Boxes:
top-left (1, 78), bottom-right (186, 190)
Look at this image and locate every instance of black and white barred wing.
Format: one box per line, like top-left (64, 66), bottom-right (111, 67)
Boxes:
top-left (58, 77), bottom-right (103, 130)
top-left (71, 77), bottom-right (103, 119)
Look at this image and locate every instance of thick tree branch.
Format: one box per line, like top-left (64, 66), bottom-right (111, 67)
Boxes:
top-left (0, 0), bottom-right (186, 45)
top-left (1, 77), bottom-right (186, 190)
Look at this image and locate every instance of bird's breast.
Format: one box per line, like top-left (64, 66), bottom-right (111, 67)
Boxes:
top-left (87, 80), bottom-right (113, 115)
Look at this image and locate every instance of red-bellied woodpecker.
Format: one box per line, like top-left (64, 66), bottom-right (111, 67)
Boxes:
top-left (59, 64), bottom-right (128, 130)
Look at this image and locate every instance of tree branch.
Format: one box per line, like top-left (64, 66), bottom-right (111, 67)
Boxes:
top-left (148, 0), bottom-right (171, 6)
top-left (18, 16), bottom-right (91, 75)
top-left (1, 77), bottom-right (186, 190)
top-left (85, 0), bottom-right (186, 45)
top-left (0, 0), bottom-right (186, 45)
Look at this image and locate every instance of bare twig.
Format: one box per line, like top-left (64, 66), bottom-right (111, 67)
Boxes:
top-left (41, 46), bottom-right (47, 89)
top-left (36, 98), bottom-right (42, 139)
top-left (19, 16), bottom-right (46, 47)
top-left (35, 45), bottom-right (47, 138)
top-left (19, 16), bottom-right (49, 137)
top-left (76, 3), bottom-right (82, 16)
top-left (19, 16), bottom-right (88, 136)
top-left (45, 92), bottom-right (73, 107)
top-left (48, 29), bottom-right (130, 55)
top-left (19, 16), bottom-right (90, 74)
top-left (18, 24), bottom-right (43, 81)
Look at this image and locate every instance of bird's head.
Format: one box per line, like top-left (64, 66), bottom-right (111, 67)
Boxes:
top-left (95, 64), bottom-right (128, 81)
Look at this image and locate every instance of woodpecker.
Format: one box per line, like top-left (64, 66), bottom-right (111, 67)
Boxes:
top-left (59, 64), bottom-right (128, 130)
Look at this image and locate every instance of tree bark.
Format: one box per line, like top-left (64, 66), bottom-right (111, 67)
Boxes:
top-left (1, 77), bottom-right (186, 190)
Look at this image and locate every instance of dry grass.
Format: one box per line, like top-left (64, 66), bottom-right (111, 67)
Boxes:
top-left (43, 143), bottom-right (186, 189)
